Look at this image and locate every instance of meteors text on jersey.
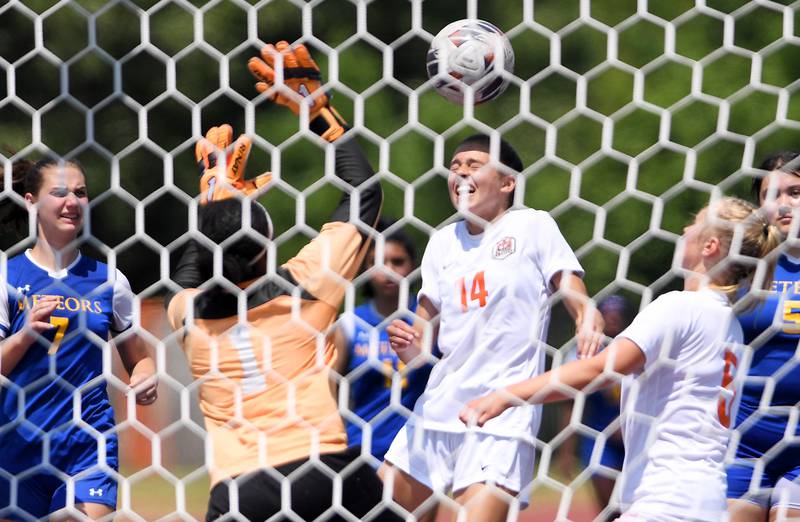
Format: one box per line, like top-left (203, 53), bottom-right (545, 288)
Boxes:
top-left (17, 293), bottom-right (104, 314)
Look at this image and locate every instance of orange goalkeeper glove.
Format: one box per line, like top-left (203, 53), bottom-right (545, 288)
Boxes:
top-left (195, 124), bottom-right (272, 204)
top-left (247, 41), bottom-right (347, 143)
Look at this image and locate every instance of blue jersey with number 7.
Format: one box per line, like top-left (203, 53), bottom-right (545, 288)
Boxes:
top-left (0, 251), bottom-right (132, 474)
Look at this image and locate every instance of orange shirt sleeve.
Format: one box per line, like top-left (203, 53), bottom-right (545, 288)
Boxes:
top-left (282, 222), bottom-right (369, 308)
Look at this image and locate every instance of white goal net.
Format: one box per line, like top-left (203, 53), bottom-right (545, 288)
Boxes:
top-left (1, 0), bottom-right (799, 520)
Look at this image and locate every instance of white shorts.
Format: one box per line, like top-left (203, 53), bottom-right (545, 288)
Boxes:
top-left (384, 423), bottom-right (535, 507)
top-left (734, 477), bottom-right (800, 512)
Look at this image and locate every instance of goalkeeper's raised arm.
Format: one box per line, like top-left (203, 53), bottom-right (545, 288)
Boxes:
top-left (248, 40), bottom-right (382, 232)
top-left (166, 40), bottom-right (381, 301)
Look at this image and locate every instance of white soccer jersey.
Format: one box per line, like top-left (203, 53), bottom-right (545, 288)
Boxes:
top-left (414, 208), bottom-right (583, 437)
top-left (617, 288), bottom-right (744, 522)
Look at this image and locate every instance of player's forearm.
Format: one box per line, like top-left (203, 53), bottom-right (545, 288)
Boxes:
top-left (329, 138), bottom-right (382, 230)
top-left (506, 357), bottom-right (609, 405)
top-left (129, 355), bottom-right (156, 381)
top-left (117, 335), bottom-right (153, 377)
top-left (558, 273), bottom-right (590, 323)
top-left (0, 332), bottom-right (35, 376)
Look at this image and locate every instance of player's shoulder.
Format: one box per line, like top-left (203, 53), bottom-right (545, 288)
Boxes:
top-left (167, 288), bottom-right (202, 329)
top-left (501, 208), bottom-right (562, 235)
top-left (76, 255), bottom-right (133, 287)
top-left (509, 207), bottom-right (551, 222)
top-left (650, 289), bottom-right (730, 317)
top-left (173, 288), bottom-right (201, 302)
top-left (425, 221), bottom-right (460, 249)
top-left (5, 251), bottom-right (59, 282)
top-left (645, 290), bottom-right (691, 313)
top-left (72, 254), bottom-right (111, 279)
top-left (5, 251), bottom-right (34, 272)
top-left (433, 220), bottom-right (460, 238)
top-left (654, 290), bottom-right (686, 303)
top-left (321, 221), bottom-right (359, 235)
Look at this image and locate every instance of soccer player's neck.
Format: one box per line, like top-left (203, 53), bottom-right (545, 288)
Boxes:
top-left (464, 206), bottom-right (510, 235)
top-left (373, 293), bottom-right (399, 318)
top-left (684, 274), bottom-right (728, 295)
top-left (29, 238), bottom-right (79, 272)
top-left (684, 275), bottom-right (703, 292)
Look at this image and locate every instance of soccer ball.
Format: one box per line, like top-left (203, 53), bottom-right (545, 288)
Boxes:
top-left (426, 19), bottom-right (515, 105)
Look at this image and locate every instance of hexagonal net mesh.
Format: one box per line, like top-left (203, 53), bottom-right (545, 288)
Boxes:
top-left (1, 0), bottom-right (799, 520)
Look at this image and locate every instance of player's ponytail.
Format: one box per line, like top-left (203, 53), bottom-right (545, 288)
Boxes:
top-left (704, 197), bottom-right (781, 301)
top-left (0, 158), bottom-right (35, 236)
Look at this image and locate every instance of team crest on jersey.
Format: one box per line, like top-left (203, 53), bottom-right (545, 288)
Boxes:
top-left (492, 236), bottom-right (516, 259)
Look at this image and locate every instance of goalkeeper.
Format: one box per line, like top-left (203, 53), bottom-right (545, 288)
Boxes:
top-left (165, 41), bottom-right (393, 521)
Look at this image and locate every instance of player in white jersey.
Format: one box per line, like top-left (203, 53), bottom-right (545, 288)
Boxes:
top-left (384, 134), bottom-right (604, 521)
top-left (461, 197), bottom-right (782, 522)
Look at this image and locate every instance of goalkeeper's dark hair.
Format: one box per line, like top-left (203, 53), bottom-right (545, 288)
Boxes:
top-left (0, 156), bottom-right (84, 236)
top-left (454, 134), bottom-right (522, 206)
top-left (750, 150), bottom-right (800, 204)
top-left (199, 199), bottom-right (271, 284)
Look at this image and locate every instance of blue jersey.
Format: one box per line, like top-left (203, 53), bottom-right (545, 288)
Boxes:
top-left (735, 254), bottom-right (800, 440)
top-left (0, 251), bottom-right (132, 475)
top-left (341, 298), bottom-right (432, 461)
top-left (737, 255), bottom-right (800, 410)
top-left (728, 254), bottom-right (800, 500)
top-left (568, 350), bottom-right (624, 469)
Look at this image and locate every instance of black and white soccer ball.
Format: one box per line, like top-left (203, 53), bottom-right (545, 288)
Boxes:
top-left (426, 19), bottom-right (515, 105)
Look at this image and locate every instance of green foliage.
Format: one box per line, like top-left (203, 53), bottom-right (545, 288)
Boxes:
top-left (1, 0), bottom-right (798, 307)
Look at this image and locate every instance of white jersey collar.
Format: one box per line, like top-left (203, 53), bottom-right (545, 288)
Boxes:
top-left (457, 210), bottom-right (514, 245)
top-left (24, 249), bottom-right (82, 279)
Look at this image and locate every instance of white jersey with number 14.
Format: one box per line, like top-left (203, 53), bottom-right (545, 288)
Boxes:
top-left (414, 208), bottom-right (584, 437)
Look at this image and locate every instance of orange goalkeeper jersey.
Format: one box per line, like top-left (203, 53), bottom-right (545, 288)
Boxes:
top-left (167, 222), bottom-right (369, 486)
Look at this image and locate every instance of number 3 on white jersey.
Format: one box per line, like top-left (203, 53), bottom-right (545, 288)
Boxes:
top-left (717, 348), bottom-right (739, 428)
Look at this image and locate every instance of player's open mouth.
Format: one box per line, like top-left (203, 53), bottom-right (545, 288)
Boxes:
top-left (60, 213), bottom-right (80, 222)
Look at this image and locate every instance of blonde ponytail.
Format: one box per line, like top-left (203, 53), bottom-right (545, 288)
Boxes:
top-left (703, 197), bottom-right (780, 301)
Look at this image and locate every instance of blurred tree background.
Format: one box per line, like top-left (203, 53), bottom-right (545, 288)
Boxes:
top-left (3, 0), bottom-right (800, 516)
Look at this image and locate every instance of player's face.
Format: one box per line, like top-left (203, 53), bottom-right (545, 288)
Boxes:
top-left (448, 150), bottom-right (515, 226)
top-left (28, 165), bottom-right (88, 240)
top-left (367, 240), bottom-right (414, 299)
top-left (759, 170), bottom-right (800, 238)
top-left (601, 309), bottom-right (627, 338)
top-left (680, 208), bottom-right (708, 271)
